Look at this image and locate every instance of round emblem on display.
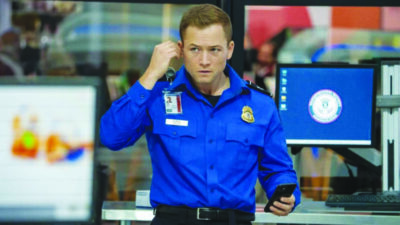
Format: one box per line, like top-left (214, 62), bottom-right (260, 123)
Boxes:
top-left (308, 89), bottom-right (342, 124)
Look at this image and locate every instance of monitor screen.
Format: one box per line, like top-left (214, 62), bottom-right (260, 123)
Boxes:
top-left (0, 77), bottom-right (100, 223)
top-left (275, 63), bottom-right (377, 147)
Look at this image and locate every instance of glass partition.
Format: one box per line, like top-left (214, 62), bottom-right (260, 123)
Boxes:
top-left (0, 0), bottom-right (200, 206)
top-left (242, 4), bottom-right (400, 201)
top-left (243, 6), bottom-right (400, 95)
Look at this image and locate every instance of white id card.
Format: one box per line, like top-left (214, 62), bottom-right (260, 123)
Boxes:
top-left (164, 92), bottom-right (183, 114)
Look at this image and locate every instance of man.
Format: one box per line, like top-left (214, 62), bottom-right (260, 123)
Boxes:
top-left (254, 41), bottom-right (277, 91)
top-left (0, 28), bottom-right (23, 77)
top-left (100, 4), bottom-right (301, 225)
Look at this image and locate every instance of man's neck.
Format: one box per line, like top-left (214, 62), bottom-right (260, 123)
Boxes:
top-left (196, 74), bottom-right (230, 96)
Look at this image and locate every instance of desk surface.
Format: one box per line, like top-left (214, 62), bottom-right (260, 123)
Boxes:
top-left (102, 201), bottom-right (400, 225)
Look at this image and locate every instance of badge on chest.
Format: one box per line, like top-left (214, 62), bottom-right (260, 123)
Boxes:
top-left (164, 91), bottom-right (183, 114)
top-left (241, 106), bottom-right (255, 123)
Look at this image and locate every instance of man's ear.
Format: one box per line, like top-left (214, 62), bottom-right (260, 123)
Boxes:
top-left (227, 40), bottom-right (235, 60)
top-left (177, 40), bottom-right (184, 58)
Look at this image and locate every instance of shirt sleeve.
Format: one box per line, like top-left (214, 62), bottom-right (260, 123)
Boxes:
top-left (258, 106), bottom-right (302, 210)
top-left (99, 81), bottom-right (152, 150)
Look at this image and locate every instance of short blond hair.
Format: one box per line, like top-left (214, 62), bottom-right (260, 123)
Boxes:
top-left (179, 4), bottom-right (232, 43)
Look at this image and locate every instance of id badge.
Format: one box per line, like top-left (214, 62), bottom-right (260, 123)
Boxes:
top-left (164, 91), bottom-right (183, 114)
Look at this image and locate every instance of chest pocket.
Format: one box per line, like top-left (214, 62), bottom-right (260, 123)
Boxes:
top-left (152, 118), bottom-right (197, 165)
top-left (224, 122), bottom-right (265, 167)
top-left (226, 122), bottom-right (265, 147)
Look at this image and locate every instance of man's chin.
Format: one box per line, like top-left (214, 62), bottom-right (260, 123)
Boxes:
top-left (195, 79), bottom-right (213, 86)
top-left (192, 77), bottom-right (212, 85)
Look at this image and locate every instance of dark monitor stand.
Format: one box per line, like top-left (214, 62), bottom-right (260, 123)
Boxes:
top-left (291, 146), bottom-right (382, 194)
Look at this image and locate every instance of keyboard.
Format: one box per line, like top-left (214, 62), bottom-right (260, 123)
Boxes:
top-left (325, 192), bottom-right (400, 211)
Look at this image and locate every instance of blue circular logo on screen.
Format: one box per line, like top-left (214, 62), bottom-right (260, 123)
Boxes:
top-left (308, 89), bottom-right (342, 124)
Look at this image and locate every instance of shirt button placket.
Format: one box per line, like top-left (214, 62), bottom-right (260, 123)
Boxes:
top-left (206, 112), bottom-right (218, 202)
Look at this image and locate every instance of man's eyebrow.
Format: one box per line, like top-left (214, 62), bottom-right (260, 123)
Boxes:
top-left (187, 43), bottom-right (222, 48)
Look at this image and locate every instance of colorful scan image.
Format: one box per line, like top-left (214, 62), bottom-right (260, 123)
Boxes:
top-left (1, 86), bottom-right (96, 164)
top-left (12, 115), bottom-right (40, 159)
top-left (11, 112), bottom-right (92, 163)
top-left (45, 133), bottom-right (88, 163)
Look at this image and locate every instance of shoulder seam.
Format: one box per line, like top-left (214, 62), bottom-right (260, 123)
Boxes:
top-left (245, 80), bottom-right (272, 97)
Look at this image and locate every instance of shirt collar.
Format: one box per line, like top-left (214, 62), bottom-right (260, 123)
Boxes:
top-left (167, 64), bottom-right (249, 98)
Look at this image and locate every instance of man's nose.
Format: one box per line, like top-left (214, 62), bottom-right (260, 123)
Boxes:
top-left (200, 51), bottom-right (210, 66)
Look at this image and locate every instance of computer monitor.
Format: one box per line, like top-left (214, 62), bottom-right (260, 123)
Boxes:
top-left (0, 76), bottom-right (100, 223)
top-left (275, 63), bottom-right (378, 147)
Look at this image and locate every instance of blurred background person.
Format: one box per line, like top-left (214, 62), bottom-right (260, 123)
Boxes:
top-left (0, 28), bottom-right (23, 78)
top-left (254, 40), bottom-right (278, 92)
top-left (253, 28), bottom-right (288, 97)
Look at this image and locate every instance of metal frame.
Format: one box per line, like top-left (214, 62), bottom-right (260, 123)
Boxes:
top-left (380, 59), bottom-right (400, 191)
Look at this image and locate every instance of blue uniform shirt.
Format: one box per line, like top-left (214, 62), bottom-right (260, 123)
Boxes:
top-left (100, 64), bottom-right (301, 213)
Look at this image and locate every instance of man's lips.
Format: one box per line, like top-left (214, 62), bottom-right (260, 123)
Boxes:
top-left (198, 70), bottom-right (211, 74)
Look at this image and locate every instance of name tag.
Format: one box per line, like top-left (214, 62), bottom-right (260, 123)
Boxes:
top-left (165, 119), bottom-right (188, 126)
top-left (164, 92), bottom-right (183, 114)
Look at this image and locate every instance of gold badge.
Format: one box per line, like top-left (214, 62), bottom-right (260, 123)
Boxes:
top-left (241, 106), bottom-right (255, 123)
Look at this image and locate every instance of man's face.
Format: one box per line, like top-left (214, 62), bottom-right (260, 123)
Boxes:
top-left (178, 24), bottom-right (234, 87)
top-left (257, 43), bottom-right (275, 66)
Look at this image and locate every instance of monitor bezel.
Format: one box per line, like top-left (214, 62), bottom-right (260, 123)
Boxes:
top-left (274, 63), bottom-right (379, 148)
top-left (0, 76), bottom-right (102, 224)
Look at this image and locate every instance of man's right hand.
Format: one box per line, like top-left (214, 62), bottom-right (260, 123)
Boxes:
top-left (139, 41), bottom-right (182, 90)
